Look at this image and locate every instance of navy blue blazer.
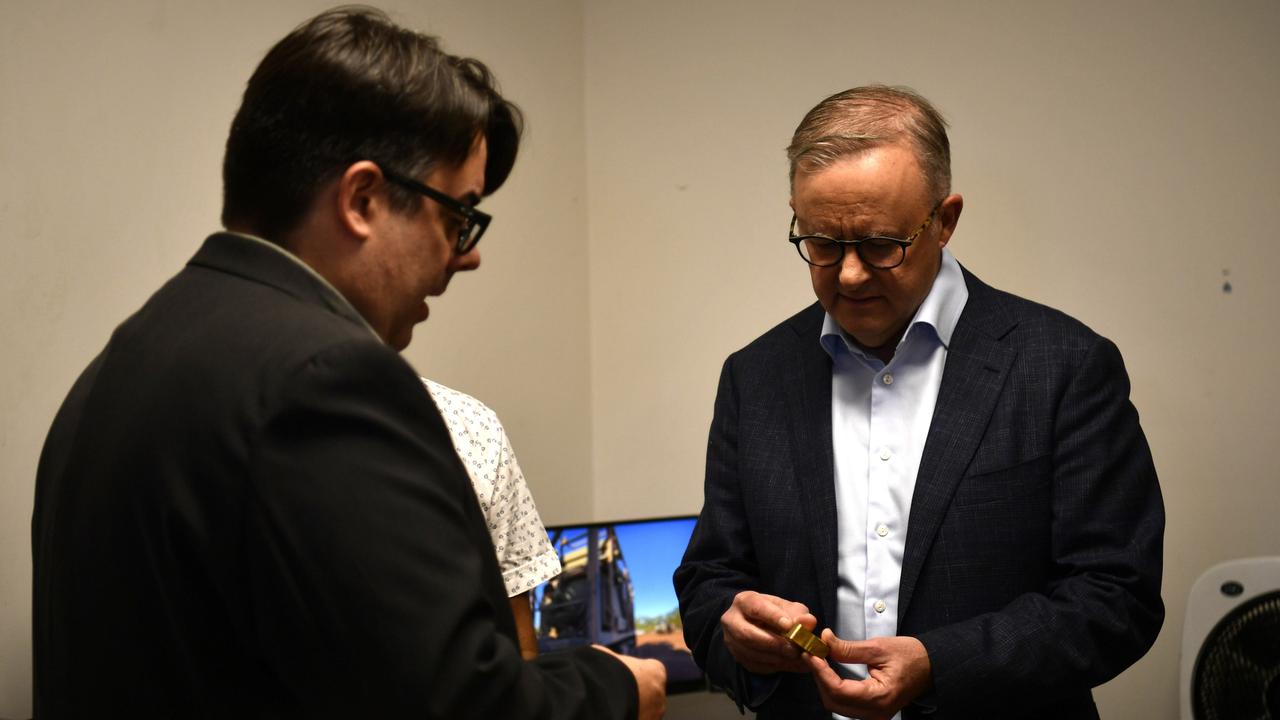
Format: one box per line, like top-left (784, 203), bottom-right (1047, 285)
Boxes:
top-left (675, 268), bottom-right (1164, 719)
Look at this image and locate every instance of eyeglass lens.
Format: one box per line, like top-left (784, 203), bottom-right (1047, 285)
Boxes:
top-left (458, 222), bottom-right (480, 253)
top-left (800, 237), bottom-right (904, 269)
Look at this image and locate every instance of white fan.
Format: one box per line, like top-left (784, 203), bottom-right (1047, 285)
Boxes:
top-left (1180, 557), bottom-right (1280, 720)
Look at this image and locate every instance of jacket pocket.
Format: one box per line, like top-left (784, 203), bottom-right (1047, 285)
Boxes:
top-left (952, 454), bottom-right (1052, 508)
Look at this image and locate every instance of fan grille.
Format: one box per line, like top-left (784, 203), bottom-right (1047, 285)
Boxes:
top-left (1192, 590), bottom-right (1280, 720)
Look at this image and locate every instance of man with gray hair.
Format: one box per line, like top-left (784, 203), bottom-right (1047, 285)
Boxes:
top-left (675, 86), bottom-right (1164, 719)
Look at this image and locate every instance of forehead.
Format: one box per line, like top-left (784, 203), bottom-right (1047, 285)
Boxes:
top-left (791, 143), bottom-right (931, 222)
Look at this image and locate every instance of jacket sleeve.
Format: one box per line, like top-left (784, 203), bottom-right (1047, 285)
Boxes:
top-left (244, 338), bottom-right (637, 720)
top-left (917, 334), bottom-right (1165, 713)
top-left (674, 354), bottom-right (781, 711)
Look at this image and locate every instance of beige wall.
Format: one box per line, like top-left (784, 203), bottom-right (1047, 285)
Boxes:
top-left (3, 0), bottom-right (1277, 717)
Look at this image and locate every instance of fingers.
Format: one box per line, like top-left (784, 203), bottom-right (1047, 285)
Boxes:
top-left (803, 651), bottom-right (841, 684)
top-left (736, 590), bottom-right (814, 632)
top-left (593, 646), bottom-right (667, 720)
top-left (819, 628), bottom-right (876, 665)
top-left (629, 657), bottom-right (667, 720)
top-left (722, 613), bottom-right (801, 673)
top-left (721, 591), bottom-right (816, 674)
top-left (805, 653), bottom-right (887, 720)
top-left (803, 634), bottom-right (933, 720)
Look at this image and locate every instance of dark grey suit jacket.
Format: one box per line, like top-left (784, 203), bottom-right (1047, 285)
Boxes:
top-left (675, 268), bottom-right (1164, 719)
top-left (33, 233), bottom-right (636, 719)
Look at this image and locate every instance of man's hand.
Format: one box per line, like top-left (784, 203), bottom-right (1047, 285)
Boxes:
top-left (721, 590), bottom-right (819, 675)
top-left (803, 630), bottom-right (932, 720)
top-left (593, 645), bottom-right (667, 720)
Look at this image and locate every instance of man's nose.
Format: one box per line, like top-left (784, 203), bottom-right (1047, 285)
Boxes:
top-left (451, 247), bottom-right (481, 272)
top-left (837, 248), bottom-right (872, 288)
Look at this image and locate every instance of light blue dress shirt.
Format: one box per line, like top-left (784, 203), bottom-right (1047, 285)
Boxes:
top-left (820, 248), bottom-right (968, 714)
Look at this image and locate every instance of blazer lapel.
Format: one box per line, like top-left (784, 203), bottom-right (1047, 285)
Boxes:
top-left (898, 270), bottom-right (1017, 618)
top-left (782, 304), bottom-right (840, 624)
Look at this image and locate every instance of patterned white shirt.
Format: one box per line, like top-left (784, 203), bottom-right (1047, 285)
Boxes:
top-left (423, 379), bottom-right (561, 597)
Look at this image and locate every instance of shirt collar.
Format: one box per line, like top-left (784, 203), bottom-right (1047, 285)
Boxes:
top-left (820, 247), bottom-right (969, 360)
top-left (221, 231), bottom-right (381, 342)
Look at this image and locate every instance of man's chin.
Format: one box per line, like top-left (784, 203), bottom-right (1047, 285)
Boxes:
top-left (387, 322), bottom-right (416, 352)
top-left (388, 302), bottom-right (431, 351)
top-left (388, 331), bottom-right (418, 351)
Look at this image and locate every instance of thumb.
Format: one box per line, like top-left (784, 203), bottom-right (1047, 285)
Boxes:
top-left (820, 628), bottom-right (875, 664)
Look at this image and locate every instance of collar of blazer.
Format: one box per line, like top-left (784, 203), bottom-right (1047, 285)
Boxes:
top-left (188, 232), bottom-right (379, 341)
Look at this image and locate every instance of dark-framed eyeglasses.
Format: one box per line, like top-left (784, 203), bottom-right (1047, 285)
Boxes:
top-left (383, 169), bottom-right (491, 254)
top-left (788, 201), bottom-right (941, 270)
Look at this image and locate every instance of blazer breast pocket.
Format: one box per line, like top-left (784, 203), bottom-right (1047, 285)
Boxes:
top-left (952, 454), bottom-right (1052, 508)
top-left (941, 454), bottom-right (1056, 595)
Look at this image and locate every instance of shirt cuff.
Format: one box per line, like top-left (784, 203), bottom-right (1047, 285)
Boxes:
top-left (502, 547), bottom-right (562, 597)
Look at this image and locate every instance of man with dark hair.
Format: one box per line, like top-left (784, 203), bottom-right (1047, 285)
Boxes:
top-left (32, 8), bottom-right (663, 719)
top-left (675, 86), bottom-right (1164, 720)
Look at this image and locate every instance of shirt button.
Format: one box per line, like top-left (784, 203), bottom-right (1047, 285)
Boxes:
top-left (876, 524), bottom-right (889, 537)
top-left (882, 373), bottom-right (894, 385)
top-left (873, 600), bottom-right (887, 613)
top-left (879, 447), bottom-right (892, 461)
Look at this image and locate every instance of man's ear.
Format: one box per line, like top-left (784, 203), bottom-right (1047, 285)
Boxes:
top-left (336, 161), bottom-right (387, 242)
top-left (936, 193), bottom-right (963, 249)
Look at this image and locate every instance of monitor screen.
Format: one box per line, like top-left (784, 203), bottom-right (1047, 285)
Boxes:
top-left (531, 514), bottom-right (706, 693)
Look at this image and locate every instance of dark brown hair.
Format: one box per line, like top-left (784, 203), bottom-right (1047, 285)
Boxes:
top-left (221, 6), bottom-right (522, 242)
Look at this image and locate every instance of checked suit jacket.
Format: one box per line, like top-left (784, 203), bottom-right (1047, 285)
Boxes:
top-left (675, 267), bottom-right (1164, 720)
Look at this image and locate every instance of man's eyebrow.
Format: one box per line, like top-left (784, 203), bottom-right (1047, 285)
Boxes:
top-left (864, 225), bottom-right (909, 238)
top-left (803, 219), bottom-right (902, 239)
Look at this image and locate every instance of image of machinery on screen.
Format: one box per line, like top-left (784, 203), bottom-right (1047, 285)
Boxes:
top-left (531, 516), bottom-right (704, 693)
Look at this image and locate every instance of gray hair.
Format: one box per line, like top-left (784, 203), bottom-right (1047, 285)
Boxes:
top-left (786, 85), bottom-right (951, 199)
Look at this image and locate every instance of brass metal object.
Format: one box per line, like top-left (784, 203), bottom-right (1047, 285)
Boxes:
top-left (783, 623), bottom-right (829, 659)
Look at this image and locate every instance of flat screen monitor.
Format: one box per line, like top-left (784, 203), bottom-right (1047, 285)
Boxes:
top-left (531, 514), bottom-right (706, 693)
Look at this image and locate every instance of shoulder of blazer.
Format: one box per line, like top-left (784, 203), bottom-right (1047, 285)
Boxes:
top-left (729, 302), bottom-right (826, 362)
top-left (187, 232), bottom-right (374, 336)
top-left (956, 264), bottom-right (1104, 356)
